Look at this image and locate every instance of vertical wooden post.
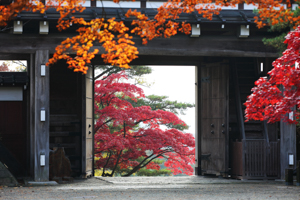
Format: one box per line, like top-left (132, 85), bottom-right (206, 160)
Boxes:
top-left (280, 116), bottom-right (296, 180)
top-left (297, 160), bottom-right (300, 186)
top-left (141, 0), bottom-right (146, 8)
top-left (195, 66), bottom-right (200, 175)
top-left (29, 53), bottom-right (35, 178)
top-left (30, 50), bottom-right (49, 182)
top-left (238, 3), bottom-right (244, 10)
top-left (91, 0), bottom-right (96, 7)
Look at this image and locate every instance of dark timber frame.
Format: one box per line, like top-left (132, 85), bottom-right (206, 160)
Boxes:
top-left (30, 50), bottom-right (50, 181)
top-left (0, 7), bottom-right (296, 182)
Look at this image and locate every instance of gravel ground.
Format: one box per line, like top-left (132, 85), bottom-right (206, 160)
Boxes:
top-left (0, 176), bottom-right (299, 200)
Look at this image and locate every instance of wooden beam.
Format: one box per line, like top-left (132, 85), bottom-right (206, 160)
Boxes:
top-left (31, 50), bottom-right (50, 182)
top-left (0, 34), bottom-right (278, 58)
top-left (0, 53), bottom-right (30, 61)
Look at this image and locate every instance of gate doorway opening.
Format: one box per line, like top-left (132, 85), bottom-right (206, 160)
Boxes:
top-left (0, 60), bottom-right (29, 179)
top-left (94, 65), bottom-right (196, 176)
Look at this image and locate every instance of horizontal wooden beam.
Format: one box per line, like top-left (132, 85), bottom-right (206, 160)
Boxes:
top-left (11, 9), bottom-right (257, 24)
top-left (0, 34), bottom-right (278, 58)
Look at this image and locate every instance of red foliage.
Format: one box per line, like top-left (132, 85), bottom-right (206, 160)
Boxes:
top-left (0, 63), bottom-right (10, 72)
top-left (245, 26), bottom-right (300, 124)
top-left (94, 72), bottom-right (195, 176)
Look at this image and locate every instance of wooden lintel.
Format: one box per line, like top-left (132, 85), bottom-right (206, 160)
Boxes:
top-left (0, 34), bottom-right (278, 58)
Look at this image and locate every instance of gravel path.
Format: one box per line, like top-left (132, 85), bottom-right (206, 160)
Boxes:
top-left (0, 177), bottom-right (299, 200)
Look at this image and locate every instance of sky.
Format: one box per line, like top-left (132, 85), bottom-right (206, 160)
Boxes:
top-left (139, 65), bottom-right (196, 137)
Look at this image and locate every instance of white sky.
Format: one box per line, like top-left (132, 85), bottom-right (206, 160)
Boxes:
top-left (140, 66), bottom-right (196, 136)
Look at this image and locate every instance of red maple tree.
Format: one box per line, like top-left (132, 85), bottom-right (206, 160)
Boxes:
top-left (245, 26), bottom-right (300, 124)
top-left (94, 71), bottom-right (195, 176)
top-left (0, 62), bottom-right (10, 72)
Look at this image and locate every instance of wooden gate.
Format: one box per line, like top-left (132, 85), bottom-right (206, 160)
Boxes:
top-left (200, 61), bottom-right (229, 176)
top-left (231, 139), bottom-right (280, 179)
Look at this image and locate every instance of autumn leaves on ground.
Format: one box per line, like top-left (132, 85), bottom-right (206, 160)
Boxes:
top-left (1, 0), bottom-right (300, 176)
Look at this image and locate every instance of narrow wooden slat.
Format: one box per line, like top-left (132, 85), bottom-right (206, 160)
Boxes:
top-left (91, 0), bottom-right (96, 7)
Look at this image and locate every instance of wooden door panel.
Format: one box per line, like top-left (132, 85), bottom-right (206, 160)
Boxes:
top-left (211, 99), bottom-right (226, 118)
top-left (202, 119), bottom-right (225, 139)
top-left (211, 78), bottom-right (227, 98)
top-left (200, 62), bottom-right (229, 176)
top-left (201, 84), bottom-right (211, 100)
top-left (0, 101), bottom-right (26, 166)
top-left (201, 138), bottom-right (226, 174)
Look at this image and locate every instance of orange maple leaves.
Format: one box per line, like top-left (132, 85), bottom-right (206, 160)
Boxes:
top-left (1, 0), bottom-right (300, 74)
top-left (0, 0), bottom-right (85, 27)
top-left (0, 0), bottom-right (45, 26)
top-left (48, 17), bottom-right (138, 73)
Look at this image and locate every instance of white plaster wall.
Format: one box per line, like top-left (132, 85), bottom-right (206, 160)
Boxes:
top-left (45, 0), bottom-right (90, 6)
top-left (0, 87), bottom-right (23, 101)
top-left (97, 1), bottom-right (140, 8)
top-left (146, 2), bottom-right (165, 8)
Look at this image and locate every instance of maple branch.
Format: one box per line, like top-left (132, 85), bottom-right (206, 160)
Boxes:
top-left (123, 121), bottom-right (126, 137)
top-left (122, 155), bottom-right (152, 177)
top-left (134, 117), bottom-right (155, 125)
top-left (140, 153), bottom-right (170, 168)
top-left (103, 68), bottom-right (123, 80)
top-left (95, 118), bottom-right (114, 133)
top-left (132, 134), bottom-right (147, 138)
top-left (94, 66), bottom-right (115, 80)
top-left (107, 96), bottom-right (118, 107)
top-left (99, 0), bottom-right (107, 19)
top-left (122, 152), bottom-right (169, 177)
top-left (0, 25), bottom-right (13, 32)
top-left (102, 150), bottom-right (112, 176)
top-left (110, 150), bottom-right (123, 177)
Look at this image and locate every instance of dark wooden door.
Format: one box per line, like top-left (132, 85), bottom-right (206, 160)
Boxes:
top-left (0, 88), bottom-right (27, 177)
top-left (200, 62), bottom-right (229, 176)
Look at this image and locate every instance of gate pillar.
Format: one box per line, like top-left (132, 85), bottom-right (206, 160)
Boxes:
top-left (280, 115), bottom-right (296, 180)
top-left (30, 50), bottom-right (50, 182)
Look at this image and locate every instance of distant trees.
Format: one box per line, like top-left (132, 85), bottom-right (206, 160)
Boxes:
top-left (0, 61), bottom-right (27, 72)
top-left (0, 62), bottom-right (10, 72)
